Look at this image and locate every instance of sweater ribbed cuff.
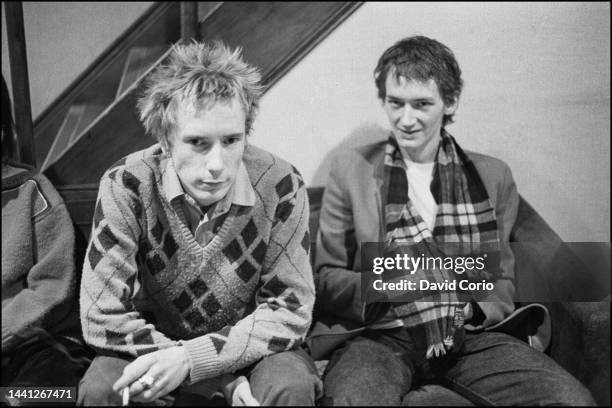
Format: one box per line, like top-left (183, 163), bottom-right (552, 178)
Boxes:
top-left (181, 336), bottom-right (223, 383)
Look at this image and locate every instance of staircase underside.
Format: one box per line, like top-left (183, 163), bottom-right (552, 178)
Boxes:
top-left (38, 2), bottom-right (362, 186)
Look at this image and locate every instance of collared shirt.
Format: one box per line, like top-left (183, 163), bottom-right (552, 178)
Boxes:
top-left (163, 158), bottom-right (256, 247)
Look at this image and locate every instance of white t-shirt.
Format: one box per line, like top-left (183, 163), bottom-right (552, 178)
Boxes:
top-left (403, 157), bottom-right (437, 231)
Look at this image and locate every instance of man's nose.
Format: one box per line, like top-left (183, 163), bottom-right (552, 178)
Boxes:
top-left (399, 106), bottom-right (417, 128)
top-left (206, 143), bottom-right (225, 176)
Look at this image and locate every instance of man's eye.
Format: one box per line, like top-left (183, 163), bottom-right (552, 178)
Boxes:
top-left (188, 139), bottom-right (207, 147)
top-left (224, 136), bottom-right (242, 146)
top-left (414, 101), bottom-right (431, 108)
top-left (387, 100), bottom-right (402, 108)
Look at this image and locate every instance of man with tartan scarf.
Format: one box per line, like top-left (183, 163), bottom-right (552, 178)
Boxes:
top-left (308, 36), bottom-right (594, 405)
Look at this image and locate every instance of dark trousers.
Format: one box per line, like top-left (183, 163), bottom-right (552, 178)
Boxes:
top-left (322, 328), bottom-right (595, 406)
top-left (2, 336), bottom-right (93, 406)
top-left (78, 346), bottom-right (323, 406)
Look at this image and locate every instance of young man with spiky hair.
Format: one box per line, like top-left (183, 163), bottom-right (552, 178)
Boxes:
top-left (78, 41), bottom-right (321, 406)
top-left (310, 36), bottom-right (595, 405)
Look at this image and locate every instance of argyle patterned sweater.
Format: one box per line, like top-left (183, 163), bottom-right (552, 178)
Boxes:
top-left (80, 144), bottom-right (315, 383)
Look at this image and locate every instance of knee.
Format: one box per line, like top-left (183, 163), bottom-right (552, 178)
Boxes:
top-left (325, 337), bottom-right (410, 385)
top-left (510, 369), bottom-right (596, 406)
top-left (264, 376), bottom-right (320, 405)
top-left (77, 356), bottom-right (128, 406)
top-left (530, 356), bottom-right (596, 406)
top-left (250, 350), bottom-right (322, 405)
top-left (322, 340), bottom-right (409, 405)
top-left (78, 374), bottom-right (117, 406)
top-left (545, 379), bottom-right (596, 406)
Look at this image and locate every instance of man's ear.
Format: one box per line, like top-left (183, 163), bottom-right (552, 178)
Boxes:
top-left (444, 97), bottom-right (459, 115)
top-left (160, 137), bottom-right (170, 155)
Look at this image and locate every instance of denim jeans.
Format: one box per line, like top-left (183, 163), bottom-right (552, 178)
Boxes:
top-left (77, 347), bottom-right (322, 406)
top-left (322, 328), bottom-right (595, 406)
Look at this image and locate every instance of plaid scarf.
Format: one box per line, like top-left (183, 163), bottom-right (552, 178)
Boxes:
top-left (383, 130), bottom-right (500, 358)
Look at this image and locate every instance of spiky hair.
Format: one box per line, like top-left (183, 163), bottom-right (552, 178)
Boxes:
top-left (137, 40), bottom-right (263, 143)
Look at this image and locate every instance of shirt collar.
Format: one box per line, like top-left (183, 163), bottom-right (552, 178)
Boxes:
top-left (163, 157), bottom-right (256, 215)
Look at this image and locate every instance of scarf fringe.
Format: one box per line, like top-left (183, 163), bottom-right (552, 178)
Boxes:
top-left (425, 335), bottom-right (460, 359)
top-left (426, 341), bottom-right (447, 358)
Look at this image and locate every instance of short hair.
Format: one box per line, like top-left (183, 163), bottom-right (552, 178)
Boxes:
top-left (374, 36), bottom-right (463, 126)
top-left (137, 40), bottom-right (263, 144)
top-left (2, 74), bottom-right (17, 163)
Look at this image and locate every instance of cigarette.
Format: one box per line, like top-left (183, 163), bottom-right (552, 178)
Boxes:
top-left (122, 387), bottom-right (129, 406)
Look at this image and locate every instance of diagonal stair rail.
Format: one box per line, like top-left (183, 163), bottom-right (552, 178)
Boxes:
top-left (41, 2), bottom-right (363, 186)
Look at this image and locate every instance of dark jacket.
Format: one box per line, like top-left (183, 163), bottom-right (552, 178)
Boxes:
top-left (307, 139), bottom-right (521, 360)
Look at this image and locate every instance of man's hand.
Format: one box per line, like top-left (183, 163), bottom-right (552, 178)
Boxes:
top-left (221, 374), bottom-right (260, 406)
top-left (112, 346), bottom-right (191, 404)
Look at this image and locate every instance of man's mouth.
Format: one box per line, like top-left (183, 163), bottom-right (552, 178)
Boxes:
top-left (397, 129), bottom-right (421, 137)
top-left (199, 180), bottom-right (227, 191)
top-left (400, 128), bottom-right (421, 135)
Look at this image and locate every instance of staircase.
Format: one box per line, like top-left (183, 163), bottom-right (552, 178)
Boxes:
top-left (36, 1), bottom-right (362, 189)
top-left (27, 1), bottom-right (361, 239)
top-left (34, 2), bottom-right (183, 174)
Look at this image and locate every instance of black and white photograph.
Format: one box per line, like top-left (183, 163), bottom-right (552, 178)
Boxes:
top-left (1, 2), bottom-right (610, 406)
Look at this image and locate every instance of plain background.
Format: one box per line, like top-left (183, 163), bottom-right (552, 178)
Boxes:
top-left (2, 2), bottom-right (610, 243)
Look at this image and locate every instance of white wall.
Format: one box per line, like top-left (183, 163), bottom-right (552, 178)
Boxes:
top-left (1, 1), bottom-right (153, 119)
top-left (253, 2), bottom-right (610, 242)
top-left (2, 2), bottom-right (609, 242)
